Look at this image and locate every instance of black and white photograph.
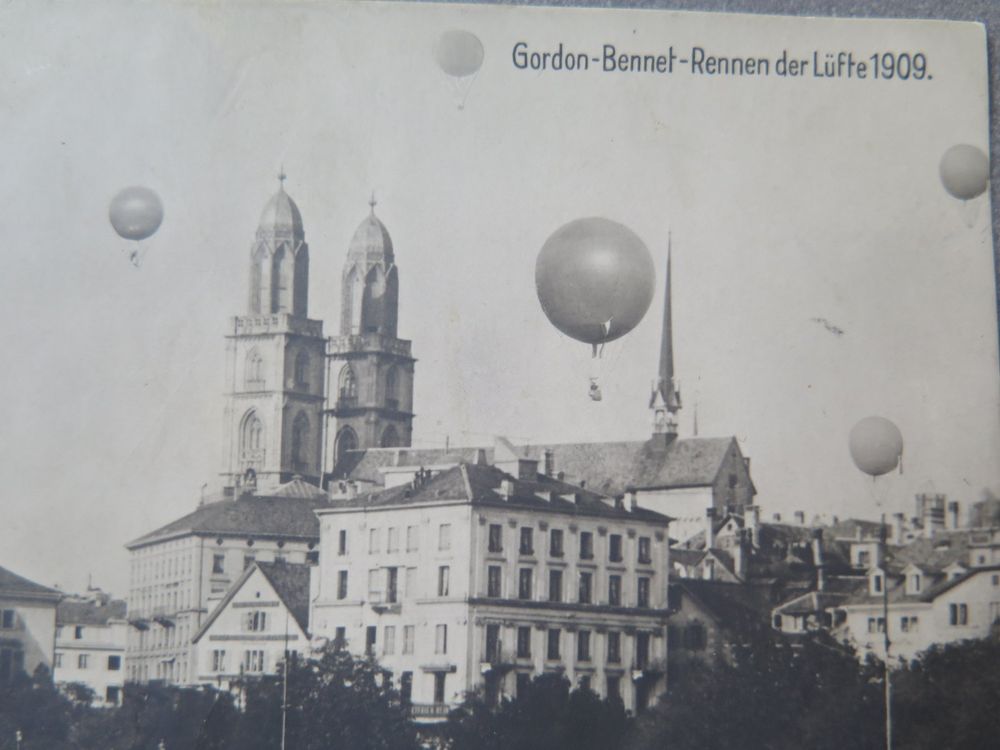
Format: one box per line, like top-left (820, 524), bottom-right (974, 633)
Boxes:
top-left (1, 0), bottom-right (998, 748)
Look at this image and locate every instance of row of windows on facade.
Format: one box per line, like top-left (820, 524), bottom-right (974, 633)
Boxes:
top-left (335, 524), bottom-right (655, 565)
top-left (130, 589), bottom-right (192, 617)
top-left (54, 653), bottom-right (121, 671)
top-left (333, 565), bottom-right (654, 608)
top-left (131, 621), bottom-right (191, 651)
top-left (210, 550), bottom-right (298, 576)
top-left (209, 648), bottom-right (299, 674)
top-left (132, 552), bottom-right (195, 582)
top-left (320, 623), bottom-right (653, 669)
top-left (126, 658), bottom-right (186, 683)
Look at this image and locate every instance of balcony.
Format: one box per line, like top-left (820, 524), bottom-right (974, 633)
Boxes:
top-left (368, 591), bottom-right (401, 615)
top-left (480, 648), bottom-right (516, 675)
top-left (240, 449), bottom-right (266, 469)
top-left (631, 658), bottom-right (666, 682)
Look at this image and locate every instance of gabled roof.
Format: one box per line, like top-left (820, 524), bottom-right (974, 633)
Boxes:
top-left (192, 562), bottom-right (311, 644)
top-left (324, 463), bottom-right (671, 525)
top-left (126, 495), bottom-right (328, 549)
top-left (889, 530), bottom-right (974, 573)
top-left (57, 597), bottom-right (127, 626)
top-left (670, 579), bottom-right (771, 630)
top-left (0, 565), bottom-right (61, 602)
top-left (332, 436), bottom-right (748, 498)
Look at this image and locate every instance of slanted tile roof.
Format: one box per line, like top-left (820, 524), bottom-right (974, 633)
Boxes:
top-left (192, 562), bottom-right (311, 644)
top-left (57, 598), bottom-right (127, 626)
top-left (257, 562), bottom-right (311, 635)
top-left (333, 436), bottom-right (744, 497)
top-left (671, 579), bottom-right (772, 630)
top-left (327, 463), bottom-right (671, 524)
top-left (0, 565), bottom-right (61, 601)
top-left (889, 530), bottom-right (974, 574)
top-left (126, 495), bottom-right (327, 549)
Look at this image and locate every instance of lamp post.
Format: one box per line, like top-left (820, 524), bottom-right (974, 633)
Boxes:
top-left (848, 415), bottom-right (903, 750)
top-left (879, 513), bottom-right (892, 750)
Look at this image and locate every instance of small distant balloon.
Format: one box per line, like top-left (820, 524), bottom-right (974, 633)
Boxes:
top-left (109, 186), bottom-right (164, 242)
top-left (939, 144), bottom-right (990, 201)
top-left (848, 416), bottom-right (903, 478)
top-left (435, 30), bottom-right (484, 78)
top-left (535, 217), bottom-right (656, 348)
top-left (434, 30), bottom-right (484, 109)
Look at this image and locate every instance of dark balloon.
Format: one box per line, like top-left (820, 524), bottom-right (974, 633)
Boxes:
top-left (535, 217), bottom-right (656, 346)
top-left (109, 186), bottom-right (164, 241)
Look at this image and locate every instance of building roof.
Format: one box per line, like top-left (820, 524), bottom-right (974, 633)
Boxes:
top-left (57, 597), bottom-right (127, 626)
top-left (889, 530), bottom-right (974, 574)
top-left (325, 462), bottom-right (671, 525)
top-left (836, 564), bottom-right (1000, 608)
top-left (670, 579), bottom-right (772, 631)
top-left (192, 561), bottom-right (311, 644)
top-left (126, 494), bottom-right (327, 549)
top-left (347, 209), bottom-right (394, 263)
top-left (0, 565), bottom-right (61, 602)
top-left (332, 436), bottom-right (745, 497)
top-left (257, 186), bottom-right (304, 239)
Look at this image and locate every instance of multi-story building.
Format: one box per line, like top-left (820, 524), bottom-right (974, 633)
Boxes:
top-left (192, 561), bottom-right (310, 692)
top-left (124, 479), bottom-right (325, 684)
top-left (830, 564), bottom-right (1000, 662)
top-left (0, 564), bottom-right (61, 683)
top-left (54, 591), bottom-right (127, 705)
top-left (311, 459), bottom-right (672, 719)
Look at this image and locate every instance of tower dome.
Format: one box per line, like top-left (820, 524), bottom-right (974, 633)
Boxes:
top-left (348, 198), bottom-right (394, 263)
top-left (257, 185), bottom-right (304, 240)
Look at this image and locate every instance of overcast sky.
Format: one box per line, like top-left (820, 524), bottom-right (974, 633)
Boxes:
top-left (0, 0), bottom-right (996, 595)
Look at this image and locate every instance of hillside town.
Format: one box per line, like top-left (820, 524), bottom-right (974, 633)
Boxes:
top-left (3, 180), bottom-right (999, 730)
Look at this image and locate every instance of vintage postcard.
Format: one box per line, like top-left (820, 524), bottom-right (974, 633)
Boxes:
top-left (0, 1), bottom-right (997, 747)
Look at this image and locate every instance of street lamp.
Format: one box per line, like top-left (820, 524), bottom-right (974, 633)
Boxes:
top-left (848, 415), bottom-right (903, 750)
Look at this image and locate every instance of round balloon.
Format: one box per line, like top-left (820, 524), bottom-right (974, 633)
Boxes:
top-left (848, 416), bottom-right (903, 478)
top-left (939, 144), bottom-right (990, 201)
top-left (535, 217), bottom-right (656, 346)
top-left (435, 30), bottom-right (484, 78)
top-left (109, 186), bottom-right (164, 241)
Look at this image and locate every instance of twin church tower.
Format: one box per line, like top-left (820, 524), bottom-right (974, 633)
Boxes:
top-left (220, 176), bottom-right (414, 491)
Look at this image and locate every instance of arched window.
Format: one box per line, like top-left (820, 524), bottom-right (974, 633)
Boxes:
top-left (338, 365), bottom-right (357, 403)
top-left (249, 246), bottom-right (266, 314)
top-left (272, 245), bottom-right (294, 314)
top-left (334, 427), bottom-right (359, 467)
top-left (245, 350), bottom-right (264, 389)
top-left (380, 425), bottom-right (401, 448)
top-left (385, 366), bottom-right (399, 410)
top-left (294, 351), bottom-right (310, 389)
top-left (291, 412), bottom-right (310, 472)
top-left (240, 411), bottom-right (264, 462)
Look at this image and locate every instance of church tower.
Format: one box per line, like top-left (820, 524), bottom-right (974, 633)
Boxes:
top-left (650, 240), bottom-right (682, 440)
top-left (221, 174), bottom-right (326, 490)
top-left (325, 197), bottom-right (415, 476)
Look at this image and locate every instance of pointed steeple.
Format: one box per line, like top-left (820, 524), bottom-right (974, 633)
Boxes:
top-left (651, 235), bottom-right (681, 438)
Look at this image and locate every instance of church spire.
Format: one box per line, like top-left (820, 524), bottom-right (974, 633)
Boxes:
top-left (651, 235), bottom-right (681, 438)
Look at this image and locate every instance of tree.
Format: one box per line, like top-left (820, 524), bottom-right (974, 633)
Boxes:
top-left (0, 667), bottom-right (77, 750)
top-left (233, 648), bottom-right (418, 750)
top-left (892, 637), bottom-right (1000, 750)
top-left (625, 632), bottom-right (884, 750)
top-left (445, 673), bottom-right (629, 750)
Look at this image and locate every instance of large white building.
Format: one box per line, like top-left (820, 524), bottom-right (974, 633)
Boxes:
top-left (311, 459), bottom-right (672, 718)
top-left (54, 591), bottom-right (127, 705)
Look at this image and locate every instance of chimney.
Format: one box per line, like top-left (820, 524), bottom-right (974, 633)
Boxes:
top-left (794, 510), bottom-right (805, 526)
top-left (543, 449), bottom-right (555, 477)
top-left (947, 501), bottom-right (960, 530)
top-left (892, 513), bottom-right (906, 545)
top-left (811, 529), bottom-right (825, 591)
top-left (772, 512), bottom-right (782, 523)
top-left (705, 508), bottom-right (716, 549)
top-left (831, 515), bottom-right (839, 526)
top-left (733, 529), bottom-right (748, 580)
top-left (745, 505), bottom-right (760, 547)
top-left (475, 448), bottom-right (488, 465)
top-left (626, 489), bottom-right (638, 512)
top-left (500, 479), bottom-right (514, 500)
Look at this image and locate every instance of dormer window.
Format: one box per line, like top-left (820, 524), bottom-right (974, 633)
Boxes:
top-left (870, 571), bottom-right (883, 595)
top-left (908, 573), bottom-right (921, 594)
